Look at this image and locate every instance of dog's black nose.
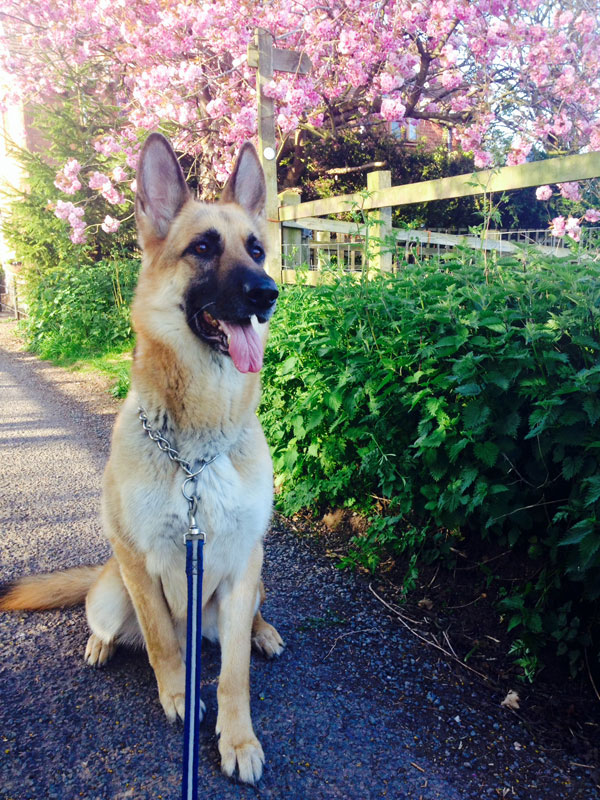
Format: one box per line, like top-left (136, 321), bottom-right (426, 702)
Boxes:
top-left (243, 275), bottom-right (279, 313)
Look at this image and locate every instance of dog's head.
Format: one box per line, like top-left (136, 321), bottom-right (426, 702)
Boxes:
top-left (134, 133), bottom-right (278, 374)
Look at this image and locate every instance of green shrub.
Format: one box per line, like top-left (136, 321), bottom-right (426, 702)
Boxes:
top-left (2, 102), bottom-right (136, 272)
top-left (22, 257), bottom-right (139, 360)
top-left (260, 251), bottom-right (600, 677)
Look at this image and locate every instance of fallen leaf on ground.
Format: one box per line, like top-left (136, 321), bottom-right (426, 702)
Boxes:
top-left (501, 690), bottom-right (520, 710)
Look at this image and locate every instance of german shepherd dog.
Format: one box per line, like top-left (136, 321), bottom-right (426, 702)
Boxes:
top-left (0, 133), bottom-right (284, 784)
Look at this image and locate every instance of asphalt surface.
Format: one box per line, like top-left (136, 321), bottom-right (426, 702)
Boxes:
top-left (0, 314), bottom-right (598, 800)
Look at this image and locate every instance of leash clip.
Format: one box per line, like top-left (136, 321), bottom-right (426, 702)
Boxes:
top-left (185, 504), bottom-right (207, 545)
top-left (184, 527), bottom-right (207, 544)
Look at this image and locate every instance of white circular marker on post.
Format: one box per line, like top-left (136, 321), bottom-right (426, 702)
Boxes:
top-left (263, 147), bottom-right (276, 161)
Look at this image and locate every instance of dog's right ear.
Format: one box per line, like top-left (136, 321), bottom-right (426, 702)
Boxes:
top-left (136, 133), bottom-right (190, 244)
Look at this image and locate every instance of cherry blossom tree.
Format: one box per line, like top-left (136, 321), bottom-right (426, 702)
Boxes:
top-left (1, 0), bottom-right (599, 243)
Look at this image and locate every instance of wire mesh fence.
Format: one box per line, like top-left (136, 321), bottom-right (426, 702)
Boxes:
top-left (281, 225), bottom-right (599, 276)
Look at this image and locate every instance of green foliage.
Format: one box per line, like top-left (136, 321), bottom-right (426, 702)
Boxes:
top-left (260, 251), bottom-right (600, 677)
top-left (21, 256), bottom-right (139, 361)
top-left (292, 130), bottom-right (481, 230)
top-left (1, 100), bottom-right (136, 270)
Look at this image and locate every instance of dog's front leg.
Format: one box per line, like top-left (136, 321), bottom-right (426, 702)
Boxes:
top-left (111, 538), bottom-right (186, 722)
top-left (216, 541), bottom-right (265, 784)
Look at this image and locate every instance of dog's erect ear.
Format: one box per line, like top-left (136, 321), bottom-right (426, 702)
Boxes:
top-left (220, 142), bottom-right (266, 218)
top-left (136, 133), bottom-right (190, 241)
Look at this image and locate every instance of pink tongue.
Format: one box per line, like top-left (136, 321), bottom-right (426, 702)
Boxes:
top-left (219, 321), bottom-right (264, 373)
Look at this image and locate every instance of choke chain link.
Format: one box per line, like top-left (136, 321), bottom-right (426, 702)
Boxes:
top-left (138, 407), bottom-right (196, 476)
top-left (138, 407), bottom-right (220, 541)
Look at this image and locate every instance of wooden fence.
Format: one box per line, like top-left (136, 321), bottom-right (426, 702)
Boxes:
top-left (244, 28), bottom-right (600, 283)
top-left (0, 263), bottom-right (28, 318)
top-left (274, 151), bottom-right (600, 284)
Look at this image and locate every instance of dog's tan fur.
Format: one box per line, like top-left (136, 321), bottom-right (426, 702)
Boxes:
top-left (0, 134), bottom-right (284, 784)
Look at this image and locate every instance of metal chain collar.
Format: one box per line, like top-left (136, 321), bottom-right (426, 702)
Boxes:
top-left (138, 407), bottom-right (220, 542)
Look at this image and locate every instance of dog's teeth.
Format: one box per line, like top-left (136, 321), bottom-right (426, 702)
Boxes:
top-left (203, 312), bottom-right (221, 329)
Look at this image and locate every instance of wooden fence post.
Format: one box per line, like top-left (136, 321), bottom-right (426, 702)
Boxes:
top-left (252, 29), bottom-right (281, 282)
top-left (366, 169), bottom-right (392, 272)
top-left (248, 28), bottom-right (311, 282)
top-left (12, 274), bottom-right (19, 319)
top-left (315, 230), bottom-right (331, 270)
top-left (279, 190), bottom-right (302, 267)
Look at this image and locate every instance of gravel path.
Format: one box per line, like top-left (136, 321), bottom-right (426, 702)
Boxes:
top-left (0, 315), bottom-right (597, 800)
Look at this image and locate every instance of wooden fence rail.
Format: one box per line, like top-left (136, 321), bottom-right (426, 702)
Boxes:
top-left (278, 151), bottom-right (600, 222)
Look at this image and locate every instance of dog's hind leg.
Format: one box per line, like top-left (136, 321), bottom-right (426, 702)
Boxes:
top-left (84, 556), bottom-right (141, 666)
top-left (251, 581), bottom-right (285, 658)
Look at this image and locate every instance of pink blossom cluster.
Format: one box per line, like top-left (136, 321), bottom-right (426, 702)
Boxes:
top-left (54, 200), bottom-right (87, 244)
top-left (557, 182), bottom-right (581, 202)
top-left (1, 0), bottom-right (599, 237)
top-left (537, 183), bottom-right (600, 242)
top-left (54, 159), bottom-right (82, 195)
top-left (380, 97), bottom-right (407, 124)
top-left (535, 185), bottom-right (553, 201)
top-left (101, 215), bottom-right (120, 234)
top-left (88, 172), bottom-right (125, 205)
top-left (550, 210), bottom-right (600, 242)
top-left (506, 135), bottom-right (532, 167)
top-left (550, 215), bottom-right (581, 242)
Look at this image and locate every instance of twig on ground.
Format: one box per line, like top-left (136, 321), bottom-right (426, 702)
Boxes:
top-left (443, 630), bottom-right (460, 660)
top-left (321, 628), bottom-right (381, 662)
top-left (425, 565), bottom-right (440, 589)
top-left (447, 594), bottom-right (484, 610)
top-left (584, 648), bottom-right (600, 703)
top-left (455, 550), bottom-right (512, 571)
top-left (369, 589), bottom-right (424, 625)
top-left (369, 583), bottom-right (489, 681)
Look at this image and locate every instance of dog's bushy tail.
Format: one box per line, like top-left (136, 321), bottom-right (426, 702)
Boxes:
top-left (0, 565), bottom-right (103, 611)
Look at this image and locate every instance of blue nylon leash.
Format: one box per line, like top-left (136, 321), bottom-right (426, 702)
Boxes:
top-left (181, 468), bottom-right (217, 800)
top-left (182, 521), bottom-right (205, 800)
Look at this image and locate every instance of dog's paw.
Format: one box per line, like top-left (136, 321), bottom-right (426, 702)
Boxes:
top-left (157, 663), bottom-right (188, 722)
top-left (218, 731), bottom-right (264, 784)
top-left (84, 634), bottom-right (116, 667)
top-left (252, 621), bottom-right (285, 659)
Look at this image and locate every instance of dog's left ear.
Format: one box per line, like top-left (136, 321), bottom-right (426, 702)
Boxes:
top-left (220, 143), bottom-right (266, 218)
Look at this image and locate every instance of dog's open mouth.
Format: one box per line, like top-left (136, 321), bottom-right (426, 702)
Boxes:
top-left (191, 310), bottom-right (264, 374)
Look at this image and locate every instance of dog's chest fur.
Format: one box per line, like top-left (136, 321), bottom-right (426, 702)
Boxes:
top-left (103, 395), bottom-right (273, 621)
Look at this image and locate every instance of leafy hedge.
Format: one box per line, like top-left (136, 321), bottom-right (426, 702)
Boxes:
top-left (22, 257), bottom-right (139, 360)
top-left (260, 251), bottom-right (600, 677)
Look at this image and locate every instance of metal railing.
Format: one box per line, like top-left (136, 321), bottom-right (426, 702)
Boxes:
top-left (280, 224), bottom-right (599, 279)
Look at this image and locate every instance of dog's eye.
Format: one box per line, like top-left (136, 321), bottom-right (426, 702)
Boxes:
top-left (184, 239), bottom-right (212, 259)
top-left (250, 244), bottom-right (264, 262)
top-left (183, 229), bottom-right (222, 260)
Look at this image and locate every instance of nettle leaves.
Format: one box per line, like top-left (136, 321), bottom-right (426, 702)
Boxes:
top-left (260, 252), bottom-right (600, 677)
